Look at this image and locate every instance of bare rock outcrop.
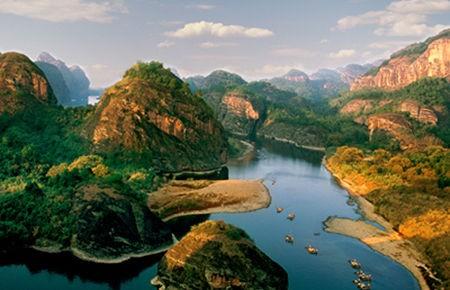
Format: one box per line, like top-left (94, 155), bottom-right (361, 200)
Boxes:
top-left (398, 100), bottom-right (438, 125)
top-left (351, 34), bottom-right (450, 91)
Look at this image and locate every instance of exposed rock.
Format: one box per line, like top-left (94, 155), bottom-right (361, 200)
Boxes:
top-left (223, 93), bottom-right (260, 120)
top-left (337, 63), bottom-right (374, 84)
top-left (71, 184), bottom-right (174, 263)
top-left (218, 92), bottom-right (263, 137)
top-left (351, 32), bottom-right (450, 91)
top-left (154, 220), bottom-right (288, 290)
top-left (88, 62), bottom-right (227, 172)
top-left (367, 113), bottom-right (441, 149)
top-left (398, 100), bottom-right (438, 125)
top-left (340, 99), bottom-right (374, 115)
top-left (0, 52), bottom-right (56, 115)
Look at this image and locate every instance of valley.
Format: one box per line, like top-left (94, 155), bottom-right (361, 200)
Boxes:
top-left (0, 11), bottom-right (449, 290)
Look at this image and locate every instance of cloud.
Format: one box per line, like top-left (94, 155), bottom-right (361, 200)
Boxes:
top-left (0, 0), bottom-right (127, 23)
top-left (91, 64), bottom-right (108, 70)
top-left (192, 4), bottom-right (215, 10)
top-left (271, 47), bottom-right (316, 58)
top-left (157, 40), bottom-right (175, 48)
top-left (335, 0), bottom-right (450, 37)
top-left (199, 42), bottom-right (238, 48)
top-left (167, 21), bottom-right (274, 38)
top-left (255, 64), bottom-right (300, 76)
top-left (320, 39), bottom-right (329, 44)
top-left (329, 49), bottom-right (356, 58)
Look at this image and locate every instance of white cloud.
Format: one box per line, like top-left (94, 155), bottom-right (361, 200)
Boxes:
top-left (256, 64), bottom-right (299, 76)
top-left (167, 21), bottom-right (274, 38)
top-left (157, 40), bottom-right (175, 48)
top-left (193, 4), bottom-right (215, 10)
top-left (199, 42), bottom-right (237, 48)
top-left (335, 0), bottom-right (450, 37)
top-left (0, 0), bottom-right (127, 23)
top-left (271, 48), bottom-right (316, 58)
top-left (320, 39), bottom-right (329, 44)
top-left (329, 49), bottom-right (356, 58)
top-left (91, 64), bottom-right (108, 70)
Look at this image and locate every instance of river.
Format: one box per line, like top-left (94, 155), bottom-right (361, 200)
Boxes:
top-left (0, 140), bottom-right (420, 290)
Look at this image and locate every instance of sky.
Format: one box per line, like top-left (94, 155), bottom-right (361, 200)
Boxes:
top-left (0, 0), bottom-right (449, 88)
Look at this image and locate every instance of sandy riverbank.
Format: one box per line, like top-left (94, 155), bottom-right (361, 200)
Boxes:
top-left (148, 179), bottom-right (271, 222)
top-left (324, 161), bottom-right (430, 290)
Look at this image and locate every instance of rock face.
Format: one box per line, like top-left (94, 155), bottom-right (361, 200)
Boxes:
top-left (398, 100), bottom-right (438, 125)
top-left (89, 62), bottom-right (227, 172)
top-left (340, 99), bottom-right (374, 115)
top-left (219, 92), bottom-right (262, 137)
top-left (154, 220), bottom-right (288, 290)
top-left (72, 184), bottom-right (174, 262)
top-left (367, 113), bottom-right (441, 149)
top-left (351, 30), bottom-right (450, 91)
top-left (36, 52), bottom-right (90, 106)
top-left (0, 52), bottom-right (56, 115)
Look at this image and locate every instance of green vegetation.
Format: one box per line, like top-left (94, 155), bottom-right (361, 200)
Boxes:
top-left (328, 146), bottom-right (450, 288)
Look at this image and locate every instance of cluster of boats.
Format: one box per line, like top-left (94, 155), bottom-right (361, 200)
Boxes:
top-left (279, 207), bottom-right (319, 255)
top-left (349, 259), bottom-right (373, 289)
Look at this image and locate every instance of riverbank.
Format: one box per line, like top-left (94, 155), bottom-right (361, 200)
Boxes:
top-left (324, 161), bottom-right (431, 290)
top-left (260, 135), bottom-right (326, 152)
top-left (148, 179), bottom-right (271, 222)
top-left (30, 235), bottom-right (178, 264)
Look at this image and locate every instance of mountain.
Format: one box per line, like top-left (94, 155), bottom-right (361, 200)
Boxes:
top-left (351, 29), bottom-right (450, 91)
top-left (88, 62), bottom-right (227, 172)
top-left (0, 52), bottom-right (56, 115)
top-left (186, 70), bottom-right (246, 93)
top-left (337, 63), bottom-right (374, 84)
top-left (36, 52), bottom-right (90, 106)
top-left (35, 61), bottom-right (71, 105)
top-left (153, 220), bottom-right (288, 290)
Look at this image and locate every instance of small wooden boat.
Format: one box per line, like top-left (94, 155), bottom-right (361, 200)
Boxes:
top-left (276, 207), bottom-right (284, 213)
top-left (305, 245), bottom-right (318, 255)
top-left (352, 279), bottom-right (361, 284)
top-left (287, 213), bottom-right (296, 221)
top-left (357, 271), bottom-right (372, 281)
top-left (357, 282), bottom-right (371, 290)
top-left (349, 259), bottom-right (362, 269)
top-left (285, 234), bottom-right (294, 243)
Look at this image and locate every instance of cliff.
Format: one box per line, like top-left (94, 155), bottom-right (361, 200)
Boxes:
top-left (351, 29), bottom-right (450, 91)
top-left (0, 52), bottom-right (56, 115)
top-left (88, 62), bottom-right (227, 172)
top-left (153, 220), bottom-right (288, 290)
top-left (367, 113), bottom-right (441, 149)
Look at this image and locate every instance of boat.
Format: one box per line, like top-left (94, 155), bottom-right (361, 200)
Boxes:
top-left (305, 245), bottom-right (318, 255)
top-left (357, 282), bottom-right (371, 290)
top-left (285, 234), bottom-right (294, 243)
top-left (287, 213), bottom-right (296, 220)
top-left (276, 207), bottom-right (284, 213)
top-left (349, 259), bottom-right (362, 269)
top-left (357, 271), bottom-right (372, 281)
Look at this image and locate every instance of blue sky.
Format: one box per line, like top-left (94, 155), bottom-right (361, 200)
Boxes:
top-left (0, 0), bottom-right (449, 87)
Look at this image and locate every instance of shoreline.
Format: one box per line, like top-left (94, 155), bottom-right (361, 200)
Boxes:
top-left (324, 161), bottom-right (431, 290)
top-left (149, 179), bottom-right (271, 222)
top-left (259, 135), bottom-right (326, 152)
top-left (30, 234), bottom-right (178, 265)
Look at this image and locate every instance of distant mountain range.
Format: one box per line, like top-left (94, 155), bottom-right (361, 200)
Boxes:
top-left (35, 52), bottom-right (91, 107)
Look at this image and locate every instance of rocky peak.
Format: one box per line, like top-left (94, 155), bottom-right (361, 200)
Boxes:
top-left (154, 220), bottom-right (288, 290)
top-left (89, 61), bottom-right (227, 172)
top-left (284, 69), bottom-right (309, 82)
top-left (351, 30), bottom-right (450, 91)
top-left (0, 52), bottom-right (56, 115)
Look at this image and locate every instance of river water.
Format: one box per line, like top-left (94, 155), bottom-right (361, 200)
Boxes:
top-left (0, 141), bottom-right (420, 290)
